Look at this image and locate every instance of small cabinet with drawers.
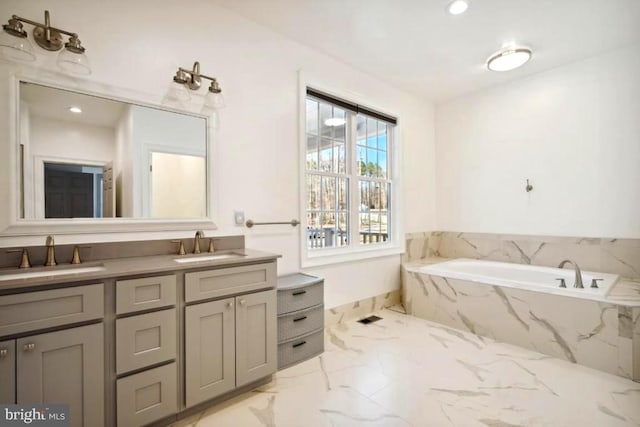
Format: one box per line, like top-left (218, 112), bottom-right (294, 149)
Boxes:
top-left (115, 274), bottom-right (178, 426)
top-left (276, 273), bottom-right (324, 370)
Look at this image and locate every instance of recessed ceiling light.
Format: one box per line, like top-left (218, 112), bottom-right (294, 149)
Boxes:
top-left (325, 118), bottom-right (346, 127)
top-left (69, 106), bottom-right (82, 114)
top-left (447, 0), bottom-right (469, 15)
top-left (487, 48), bottom-right (532, 72)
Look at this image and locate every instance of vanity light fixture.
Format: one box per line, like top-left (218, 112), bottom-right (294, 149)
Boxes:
top-left (68, 106), bottom-right (82, 114)
top-left (447, 0), bottom-right (470, 15)
top-left (172, 61), bottom-right (225, 111)
top-left (487, 47), bottom-right (532, 72)
top-left (0, 10), bottom-right (91, 75)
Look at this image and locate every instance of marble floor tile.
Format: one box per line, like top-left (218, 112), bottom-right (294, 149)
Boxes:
top-left (173, 309), bottom-right (640, 427)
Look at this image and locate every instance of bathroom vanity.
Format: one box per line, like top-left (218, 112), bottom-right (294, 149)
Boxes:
top-left (0, 244), bottom-right (280, 427)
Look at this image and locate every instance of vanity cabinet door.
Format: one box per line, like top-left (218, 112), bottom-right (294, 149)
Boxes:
top-left (0, 340), bottom-right (15, 403)
top-left (17, 323), bottom-right (104, 427)
top-left (185, 298), bottom-right (235, 408)
top-left (235, 289), bottom-right (277, 387)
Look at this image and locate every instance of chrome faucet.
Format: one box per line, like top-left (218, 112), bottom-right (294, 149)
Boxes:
top-left (558, 259), bottom-right (583, 288)
top-left (193, 230), bottom-right (204, 254)
top-left (45, 235), bottom-right (57, 267)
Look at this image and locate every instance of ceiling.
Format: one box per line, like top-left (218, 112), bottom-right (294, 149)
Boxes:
top-left (214, 0), bottom-right (640, 103)
top-left (21, 82), bottom-right (125, 128)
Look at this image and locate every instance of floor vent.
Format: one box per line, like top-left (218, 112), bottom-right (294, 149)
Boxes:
top-left (358, 315), bottom-right (383, 325)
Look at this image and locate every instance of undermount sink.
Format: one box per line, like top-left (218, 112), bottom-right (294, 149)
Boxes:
top-left (0, 265), bottom-right (106, 282)
top-left (174, 253), bottom-right (247, 263)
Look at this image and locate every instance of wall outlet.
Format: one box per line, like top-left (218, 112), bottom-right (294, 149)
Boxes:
top-left (234, 210), bottom-right (245, 226)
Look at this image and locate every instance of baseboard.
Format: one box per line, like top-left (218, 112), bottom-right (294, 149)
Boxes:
top-left (324, 290), bottom-right (401, 327)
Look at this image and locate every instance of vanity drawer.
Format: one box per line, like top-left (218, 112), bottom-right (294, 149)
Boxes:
top-left (117, 362), bottom-right (177, 427)
top-left (277, 329), bottom-right (324, 370)
top-left (185, 262), bottom-right (276, 303)
top-left (116, 275), bottom-right (176, 315)
top-left (278, 304), bottom-right (324, 342)
top-left (0, 284), bottom-right (104, 337)
top-left (277, 282), bottom-right (323, 315)
top-left (116, 309), bottom-right (176, 375)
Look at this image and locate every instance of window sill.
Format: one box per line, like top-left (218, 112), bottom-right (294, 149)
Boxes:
top-left (301, 244), bottom-right (404, 268)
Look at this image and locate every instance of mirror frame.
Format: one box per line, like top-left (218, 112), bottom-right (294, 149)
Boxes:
top-left (0, 65), bottom-right (218, 237)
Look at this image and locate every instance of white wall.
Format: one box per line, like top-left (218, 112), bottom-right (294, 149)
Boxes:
top-left (436, 45), bottom-right (640, 238)
top-left (131, 106), bottom-right (206, 157)
top-left (114, 106), bottom-right (134, 217)
top-left (29, 116), bottom-right (115, 163)
top-left (151, 152), bottom-right (206, 218)
top-left (0, 0), bottom-right (437, 307)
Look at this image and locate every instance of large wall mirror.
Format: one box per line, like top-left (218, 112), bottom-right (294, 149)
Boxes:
top-left (18, 81), bottom-right (209, 221)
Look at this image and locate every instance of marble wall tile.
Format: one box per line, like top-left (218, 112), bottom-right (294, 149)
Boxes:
top-left (406, 231), bottom-right (640, 279)
top-left (619, 306), bottom-right (633, 339)
top-left (600, 240), bottom-right (640, 279)
top-left (324, 290), bottom-right (400, 327)
top-left (634, 308), bottom-right (640, 380)
top-left (402, 232), bottom-right (429, 263)
top-left (404, 269), bottom-right (636, 381)
top-left (618, 337), bottom-right (633, 379)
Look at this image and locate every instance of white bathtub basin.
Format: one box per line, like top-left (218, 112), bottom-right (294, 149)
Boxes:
top-left (174, 253), bottom-right (247, 263)
top-left (420, 258), bottom-right (619, 297)
top-left (0, 265), bottom-right (106, 282)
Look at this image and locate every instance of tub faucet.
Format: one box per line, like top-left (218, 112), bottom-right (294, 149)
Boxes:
top-left (558, 259), bottom-right (583, 288)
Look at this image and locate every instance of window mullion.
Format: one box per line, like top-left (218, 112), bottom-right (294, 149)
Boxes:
top-left (348, 111), bottom-right (359, 248)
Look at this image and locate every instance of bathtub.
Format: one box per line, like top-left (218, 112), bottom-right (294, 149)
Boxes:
top-left (403, 259), bottom-right (638, 381)
top-left (420, 258), bottom-right (619, 298)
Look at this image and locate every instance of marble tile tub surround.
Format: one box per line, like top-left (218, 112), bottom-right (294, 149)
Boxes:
top-left (0, 235), bottom-right (245, 269)
top-left (173, 308), bottom-right (640, 427)
top-left (402, 267), bottom-right (640, 382)
top-left (404, 231), bottom-right (640, 279)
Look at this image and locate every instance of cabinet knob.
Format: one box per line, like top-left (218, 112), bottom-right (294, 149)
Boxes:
top-left (226, 301), bottom-right (234, 308)
top-left (239, 299), bottom-right (246, 306)
top-left (0, 348), bottom-right (7, 358)
top-left (23, 343), bottom-right (35, 352)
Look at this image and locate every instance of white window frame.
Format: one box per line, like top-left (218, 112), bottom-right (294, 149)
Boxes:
top-left (298, 73), bottom-right (404, 268)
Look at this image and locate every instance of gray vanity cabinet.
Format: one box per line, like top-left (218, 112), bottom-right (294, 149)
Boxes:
top-left (16, 323), bottom-right (104, 427)
top-left (235, 289), bottom-right (277, 387)
top-left (185, 289), bottom-right (277, 408)
top-left (0, 340), bottom-right (15, 403)
top-left (185, 297), bottom-right (236, 407)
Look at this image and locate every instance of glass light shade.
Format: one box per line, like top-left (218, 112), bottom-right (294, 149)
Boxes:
top-left (487, 48), bottom-right (532, 72)
top-left (0, 31), bottom-right (36, 62)
top-left (201, 91), bottom-right (225, 114)
top-left (447, 0), bottom-right (469, 15)
top-left (56, 49), bottom-right (91, 75)
top-left (162, 84), bottom-right (191, 107)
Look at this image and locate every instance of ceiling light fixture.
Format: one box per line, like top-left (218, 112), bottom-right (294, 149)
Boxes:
top-left (324, 118), bottom-right (346, 127)
top-left (447, 0), bottom-right (470, 15)
top-left (1, 10), bottom-right (91, 75)
top-left (69, 106), bottom-right (82, 114)
top-left (172, 61), bottom-right (225, 112)
top-left (487, 47), bottom-right (532, 72)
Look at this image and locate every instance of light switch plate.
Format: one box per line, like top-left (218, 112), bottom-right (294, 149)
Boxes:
top-left (234, 210), bottom-right (245, 226)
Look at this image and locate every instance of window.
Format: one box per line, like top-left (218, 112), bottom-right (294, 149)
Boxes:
top-left (303, 87), bottom-right (398, 263)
